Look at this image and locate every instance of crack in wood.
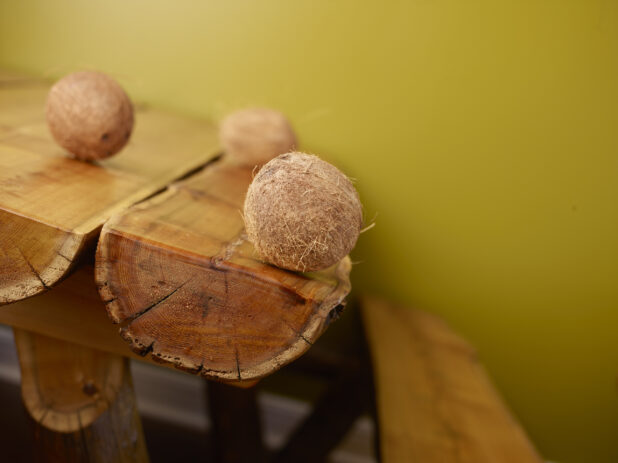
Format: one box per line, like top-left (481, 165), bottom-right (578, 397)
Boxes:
top-left (185, 188), bottom-right (240, 209)
top-left (55, 250), bottom-right (72, 262)
top-left (124, 282), bottom-right (187, 323)
top-left (235, 348), bottom-right (242, 381)
top-left (282, 320), bottom-right (314, 346)
top-left (140, 341), bottom-right (155, 357)
top-left (130, 156), bottom-right (223, 209)
top-left (174, 154), bottom-right (222, 182)
top-left (18, 248), bottom-right (50, 290)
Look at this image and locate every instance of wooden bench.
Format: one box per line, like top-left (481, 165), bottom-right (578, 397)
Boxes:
top-left (361, 295), bottom-right (543, 463)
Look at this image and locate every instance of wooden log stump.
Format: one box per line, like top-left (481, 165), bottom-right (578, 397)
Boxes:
top-left (0, 70), bottom-right (220, 305)
top-left (14, 329), bottom-right (148, 463)
top-left (95, 158), bottom-right (352, 383)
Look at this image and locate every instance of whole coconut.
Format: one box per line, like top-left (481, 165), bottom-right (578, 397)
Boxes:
top-left (220, 108), bottom-right (296, 166)
top-left (244, 152), bottom-right (362, 272)
top-left (46, 71), bottom-right (134, 161)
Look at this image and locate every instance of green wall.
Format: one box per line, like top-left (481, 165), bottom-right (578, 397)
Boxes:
top-left (1, 1), bottom-right (617, 461)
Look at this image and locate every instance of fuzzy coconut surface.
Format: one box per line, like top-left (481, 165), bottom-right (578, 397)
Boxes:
top-left (244, 152), bottom-right (362, 272)
top-left (46, 71), bottom-right (134, 161)
top-left (220, 108), bottom-right (296, 166)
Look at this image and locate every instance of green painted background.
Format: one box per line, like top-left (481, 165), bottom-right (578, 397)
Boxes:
top-left (1, 1), bottom-right (617, 461)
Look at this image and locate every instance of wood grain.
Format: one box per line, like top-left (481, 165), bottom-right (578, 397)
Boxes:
top-left (0, 267), bottom-right (148, 361)
top-left (96, 158), bottom-right (352, 382)
top-left (0, 70), bottom-right (220, 305)
top-left (361, 295), bottom-right (543, 463)
top-left (0, 264), bottom-right (254, 387)
top-left (0, 266), bottom-right (252, 388)
top-left (15, 329), bottom-right (148, 462)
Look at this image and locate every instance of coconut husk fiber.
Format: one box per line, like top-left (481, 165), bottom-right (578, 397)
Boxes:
top-left (244, 152), bottom-right (363, 272)
top-left (220, 108), bottom-right (296, 166)
top-left (46, 71), bottom-right (134, 161)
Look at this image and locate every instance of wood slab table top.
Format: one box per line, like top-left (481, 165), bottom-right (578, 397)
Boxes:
top-left (0, 71), bottom-right (220, 304)
top-left (0, 69), bottom-right (353, 384)
top-left (96, 158), bottom-right (352, 382)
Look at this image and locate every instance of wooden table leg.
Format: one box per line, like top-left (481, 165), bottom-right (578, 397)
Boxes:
top-left (206, 380), bottom-right (266, 463)
top-left (273, 307), bottom-right (377, 463)
top-left (13, 329), bottom-right (149, 463)
top-left (272, 364), bottom-right (373, 463)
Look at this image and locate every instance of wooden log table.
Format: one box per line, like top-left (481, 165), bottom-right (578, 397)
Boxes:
top-left (0, 70), bottom-right (352, 462)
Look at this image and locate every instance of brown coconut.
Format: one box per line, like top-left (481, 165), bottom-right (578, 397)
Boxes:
top-left (46, 71), bottom-right (134, 161)
top-left (244, 152), bottom-right (362, 272)
top-left (220, 108), bottom-right (296, 166)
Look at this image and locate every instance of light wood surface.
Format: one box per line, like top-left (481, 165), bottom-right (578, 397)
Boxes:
top-left (15, 329), bottom-right (148, 462)
top-left (96, 158), bottom-right (352, 382)
top-left (0, 70), bottom-right (220, 305)
top-left (361, 295), bottom-right (542, 463)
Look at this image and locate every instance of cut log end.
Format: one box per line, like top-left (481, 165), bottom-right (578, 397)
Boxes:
top-left (94, 159), bottom-right (353, 382)
top-left (0, 212), bottom-right (85, 306)
top-left (15, 329), bottom-right (126, 433)
top-left (15, 329), bottom-right (149, 462)
top-left (96, 227), bottom-right (351, 381)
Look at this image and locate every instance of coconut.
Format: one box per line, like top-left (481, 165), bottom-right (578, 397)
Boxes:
top-left (220, 108), bottom-right (296, 166)
top-left (244, 152), bottom-right (362, 272)
top-left (46, 71), bottom-right (134, 161)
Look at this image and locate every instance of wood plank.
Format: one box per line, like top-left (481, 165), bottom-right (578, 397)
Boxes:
top-left (95, 157), bottom-right (352, 383)
top-left (0, 71), bottom-right (220, 305)
top-left (361, 295), bottom-right (543, 463)
top-left (15, 329), bottom-right (149, 462)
